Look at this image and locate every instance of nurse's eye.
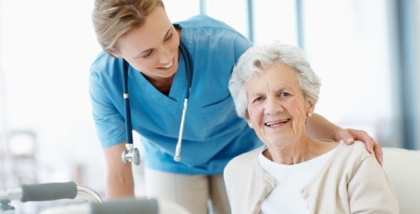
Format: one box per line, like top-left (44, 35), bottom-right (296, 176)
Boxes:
top-left (141, 50), bottom-right (153, 58)
top-left (164, 32), bottom-right (173, 42)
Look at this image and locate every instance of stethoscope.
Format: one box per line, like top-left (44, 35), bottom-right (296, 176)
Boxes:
top-left (121, 39), bottom-right (193, 165)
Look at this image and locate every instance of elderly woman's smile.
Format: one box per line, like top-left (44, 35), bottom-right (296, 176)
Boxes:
top-left (264, 119), bottom-right (290, 127)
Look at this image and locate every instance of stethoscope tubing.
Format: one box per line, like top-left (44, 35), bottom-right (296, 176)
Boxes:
top-left (122, 58), bottom-right (134, 145)
top-left (122, 39), bottom-right (193, 163)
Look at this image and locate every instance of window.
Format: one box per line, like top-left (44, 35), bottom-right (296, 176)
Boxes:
top-left (302, 0), bottom-right (399, 147)
top-left (253, 0), bottom-right (298, 46)
top-left (204, 0), bottom-right (249, 38)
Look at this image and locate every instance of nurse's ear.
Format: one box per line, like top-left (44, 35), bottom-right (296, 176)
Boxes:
top-left (110, 51), bottom-right (123, 59)
top-left (107, 46), bottom-right (123, 58)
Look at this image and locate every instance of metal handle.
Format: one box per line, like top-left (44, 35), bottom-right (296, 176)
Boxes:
top-left (0, 182), bottom-right (103, 203)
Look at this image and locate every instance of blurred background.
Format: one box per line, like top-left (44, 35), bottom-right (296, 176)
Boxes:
top-left (0, 0), bottom-right (419, 213)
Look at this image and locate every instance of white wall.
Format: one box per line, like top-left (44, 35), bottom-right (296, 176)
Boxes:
top-left (414, 0), bottom-right (420, 149)
top-left (302, 0), bottom-right (401, 147)
top-left (0, 0), bottom-right (418, 212)
top-left (0, 0), bottom-right (105, 191)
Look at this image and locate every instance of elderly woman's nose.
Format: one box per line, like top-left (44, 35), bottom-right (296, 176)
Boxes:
top-left (264, 96), bottom-right (283, 114)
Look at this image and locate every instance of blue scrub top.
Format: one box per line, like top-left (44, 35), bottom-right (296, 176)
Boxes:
top-left (89, 15), bottom-right (263, 175)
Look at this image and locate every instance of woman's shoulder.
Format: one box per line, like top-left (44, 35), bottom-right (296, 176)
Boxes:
top-left (175, 15), bottom-right (246, 37)
top-left (341, 140), bottom-right (371, 153)
top-left (225, 146), bottom-right (263, 171)
top-left (335, 140), bottom-right (374, 163)
top-left (91, 51), bottom-right (120, 72)
top-left (90, 51), bottom-right (124, 81)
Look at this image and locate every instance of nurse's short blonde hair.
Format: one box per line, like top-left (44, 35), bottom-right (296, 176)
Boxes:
top-left (92, 0), bottom-right (164, 56)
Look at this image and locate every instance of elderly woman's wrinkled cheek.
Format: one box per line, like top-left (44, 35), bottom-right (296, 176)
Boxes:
top-left (291, 101), bottom-right (308, 136)
top-left (255, 125), bottom-right (270, 144)
top-left (248, 110), bottom-right (268, 143)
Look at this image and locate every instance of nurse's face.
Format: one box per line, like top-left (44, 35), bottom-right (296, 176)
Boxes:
top-left (114, 6), bottom-right (180, 81)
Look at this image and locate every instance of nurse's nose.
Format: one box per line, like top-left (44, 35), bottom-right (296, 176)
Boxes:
top-left (158, 47), bottom-right (172, 64)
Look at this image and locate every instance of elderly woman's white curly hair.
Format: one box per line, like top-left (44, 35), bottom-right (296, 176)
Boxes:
top-left (228, 40), bottom-right (322, 119)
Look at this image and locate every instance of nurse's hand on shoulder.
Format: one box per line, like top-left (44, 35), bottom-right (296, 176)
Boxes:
top-left (334, 128), bottom-right (383, 166)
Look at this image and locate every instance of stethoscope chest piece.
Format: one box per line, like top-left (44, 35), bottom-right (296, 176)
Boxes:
top-left (121, 143), bottom-right (140, 165)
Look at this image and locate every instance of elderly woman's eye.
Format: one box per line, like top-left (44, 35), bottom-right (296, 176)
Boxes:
top-left (253, 97), bottom-right (263, 102)
top-left (280, 92), bottom-right (291, 97)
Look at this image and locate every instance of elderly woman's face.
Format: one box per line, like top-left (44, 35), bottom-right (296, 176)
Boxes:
top-left (245, 63), bottom-right (311, 145)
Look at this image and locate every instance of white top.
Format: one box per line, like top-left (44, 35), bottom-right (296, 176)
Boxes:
top-left (225, 141), bottom-right (399, 214)
top-left (258, 147), bottom-right (336, 214)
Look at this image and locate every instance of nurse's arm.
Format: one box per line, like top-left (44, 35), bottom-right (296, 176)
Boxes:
top-left (306, 113), bottom-right (383, 165)
top-left (103, 143), bottom-right (135, 199)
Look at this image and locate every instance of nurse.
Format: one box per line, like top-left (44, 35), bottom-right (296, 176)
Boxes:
top-left (89, 0), bottom-right (382, 213)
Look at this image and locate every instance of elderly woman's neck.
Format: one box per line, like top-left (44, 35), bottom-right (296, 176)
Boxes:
top-left (263, 138), bottom-right (337, 165)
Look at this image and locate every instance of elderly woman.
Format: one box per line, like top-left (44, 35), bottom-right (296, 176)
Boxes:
top-left (224, 41), bottom-right (399, 214)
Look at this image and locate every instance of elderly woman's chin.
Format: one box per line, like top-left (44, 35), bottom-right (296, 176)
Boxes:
top-left (262, 130), bottom-right (307, 146)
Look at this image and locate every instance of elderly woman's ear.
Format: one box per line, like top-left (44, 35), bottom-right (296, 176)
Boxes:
top-left (306, 98), bottom-right (316, 119)
top-left (245, 110), bottom-right (253, 129)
